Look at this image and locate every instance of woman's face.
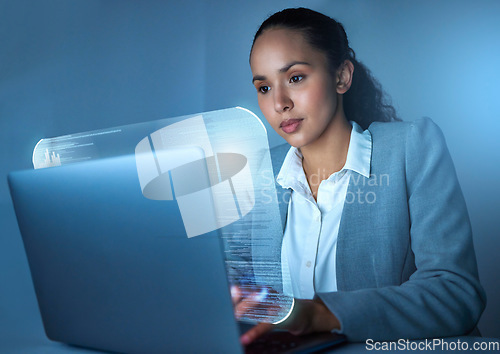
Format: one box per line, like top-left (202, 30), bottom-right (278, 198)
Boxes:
top-left (250, 28), bottom-right (341, 148)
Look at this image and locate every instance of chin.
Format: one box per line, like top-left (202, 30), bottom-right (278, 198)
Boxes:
top-left (284, 137), bottom-right (307, 149)
top-left (278, 130), bottom-right (312, 148)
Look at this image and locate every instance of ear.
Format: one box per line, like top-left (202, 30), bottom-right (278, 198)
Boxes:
top-left (336, 60), bottom-right (354, 94)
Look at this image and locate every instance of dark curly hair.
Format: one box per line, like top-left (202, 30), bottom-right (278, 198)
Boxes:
top-left (250, 7), bottom-right (400, 130)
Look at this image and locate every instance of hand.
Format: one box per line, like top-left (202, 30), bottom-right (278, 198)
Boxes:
top-left (231, 284), bottom-right (293, 323)
top-left (240, 297), bottom-right (341, 346)
top-left (231, 284), bottom-right (269, 320)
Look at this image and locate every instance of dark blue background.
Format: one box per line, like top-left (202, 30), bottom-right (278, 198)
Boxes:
top-left (1, 0), bottom-right (498, 348)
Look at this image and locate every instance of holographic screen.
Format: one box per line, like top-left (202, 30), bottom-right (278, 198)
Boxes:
top-left (32, 107), bottom-right (293, 324)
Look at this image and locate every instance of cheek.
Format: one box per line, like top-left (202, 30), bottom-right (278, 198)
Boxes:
top-left (258, 96), bottom-right (278, 126)
top-left (304, 82), bottom-right (337, 121)
top-left (309, 81), bottom-right (335, 107)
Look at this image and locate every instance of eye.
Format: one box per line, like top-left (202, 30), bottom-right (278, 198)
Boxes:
top-left (258, 85), bottom-right (270, 94)
top-left (290, 75), bottom-right (304, 83)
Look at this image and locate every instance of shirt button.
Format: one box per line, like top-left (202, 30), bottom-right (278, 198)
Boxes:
top-left (306, 261), bottom-right (312, 268)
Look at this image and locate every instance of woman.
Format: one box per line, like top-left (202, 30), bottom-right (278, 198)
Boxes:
top-left (237, 7), bottom-right (486, 344)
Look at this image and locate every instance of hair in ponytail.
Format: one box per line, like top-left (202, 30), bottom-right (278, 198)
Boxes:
top-left (251, 7), bottom-right (400, 130)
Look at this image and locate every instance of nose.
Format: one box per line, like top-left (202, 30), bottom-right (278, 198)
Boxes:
top-left (273, 86), bottom-right (293, 113)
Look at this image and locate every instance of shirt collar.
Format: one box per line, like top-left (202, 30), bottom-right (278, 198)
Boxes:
top-left (276, 146), bottom-right (307, 191)
top-left (344, 121), bottom-right (372, 179)
top-left (276, 121), bottom-right (372, 189)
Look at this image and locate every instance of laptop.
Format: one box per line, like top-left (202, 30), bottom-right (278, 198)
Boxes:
top-left (8, 128), bottom-right (345, 353)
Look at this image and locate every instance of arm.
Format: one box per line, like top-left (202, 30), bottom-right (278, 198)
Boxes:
top-left (317, 117), bottom-right (486, 341)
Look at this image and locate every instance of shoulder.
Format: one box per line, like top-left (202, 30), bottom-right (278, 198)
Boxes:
top-left (369, 117), bottom-right (446, 139)
top-left (366, 118), bottom-right (452, 186)
top-left (368, 117), bottom-right (447, 153)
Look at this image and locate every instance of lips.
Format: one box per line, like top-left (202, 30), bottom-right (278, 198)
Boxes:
top-left (280, 119), bottom-right (303, 134)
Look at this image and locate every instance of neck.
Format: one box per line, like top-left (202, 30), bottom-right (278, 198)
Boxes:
top-left (300, 111), bottom-right (352, 182)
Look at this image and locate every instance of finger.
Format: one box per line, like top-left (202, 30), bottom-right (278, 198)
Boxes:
top-left (240, 322), bottom-right (274, 345)
top-left (235, 297), bottom-right (259, 319)
top-left (231, 285), bottom-right (242, 306)
top-left (234, 289), bottom-right (268, 319)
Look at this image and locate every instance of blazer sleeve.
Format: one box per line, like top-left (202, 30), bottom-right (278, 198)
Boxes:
top-left (317, 117), bottom-right (486, 341)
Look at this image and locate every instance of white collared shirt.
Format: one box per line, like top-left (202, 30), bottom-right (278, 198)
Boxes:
top-left (276, 121), bottom-right (372, 299)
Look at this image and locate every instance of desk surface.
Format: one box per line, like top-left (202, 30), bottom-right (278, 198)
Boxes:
top-left (334, 337), bottom-right (500, 353)
top-left (1, 336), bottom-right (498, 353)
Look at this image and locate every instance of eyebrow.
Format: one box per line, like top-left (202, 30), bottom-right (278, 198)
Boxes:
top-left (252, 61), bottom-right (311, 83)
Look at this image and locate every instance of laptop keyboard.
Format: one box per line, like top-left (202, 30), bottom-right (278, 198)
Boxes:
top-left (244, 329), bottom-right (346, 354)
top-left (245, 331), bottom-right (300, 353)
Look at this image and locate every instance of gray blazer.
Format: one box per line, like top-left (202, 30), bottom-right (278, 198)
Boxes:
top-left (262, 117), bottom-right (486, 342)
